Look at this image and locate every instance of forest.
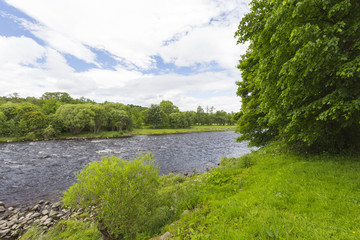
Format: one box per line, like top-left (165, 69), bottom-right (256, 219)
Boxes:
top-left (0, 92), bottom-right (236, 140)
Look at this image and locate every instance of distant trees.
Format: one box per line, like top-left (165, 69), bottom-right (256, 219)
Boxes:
top-left (0, 102), bottom-right (47, 136)
top-left (235, 0), bottom-right (360, 151)
top-left (144, 104), bottom-right (167, 129)
top-left (0, 93), bottom-right (235, 139)
top-left (55, 104), bottom-right (95, 135)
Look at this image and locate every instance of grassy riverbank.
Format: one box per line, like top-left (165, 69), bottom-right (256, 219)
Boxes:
top-left (0, 126), bottom-right (235, 143)
top-left (20, 143), bottom-right (360, 239)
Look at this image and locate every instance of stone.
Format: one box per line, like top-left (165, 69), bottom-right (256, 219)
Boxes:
top-left (39, 215), bottom-right (48, 223)
top-left (38, 200), bottom-right (44, 204)
top-left (0, 229), bottom-right (10, 238)
top-left (0, 206), bottom-right (5, 214)
top-left (32, 204), bottom-right (41, 211)
top-left (49, 210), bottom-right (57, 218)
top-left (11, 224), bottom-right (18, 230)
top-left (41, 210), bottom-right (49, 215)
top-left (160, 232), bottom-right (173, 240)
top-left (0, 202), bottom-right (4, 207)
top-left (7, 207), bottom-right (14, 211)
top-left (52, 202), bottom-right (61, 210)
top-left (32, 212), bottom-right (41, 218)
top-left (43, 218), bottom-right (53, 226)
top-left (25, 212), bottom-right (33, 219)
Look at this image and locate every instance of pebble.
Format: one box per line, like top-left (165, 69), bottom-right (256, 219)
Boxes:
top-left (0, 200), bottom-right (77, 239)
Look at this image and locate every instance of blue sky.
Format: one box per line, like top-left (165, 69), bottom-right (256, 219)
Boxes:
top-left (0, 0), bottom-right (250, 112)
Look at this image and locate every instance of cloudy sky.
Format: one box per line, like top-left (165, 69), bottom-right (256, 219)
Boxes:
top-left (0, 0), bottom-right (250, 112)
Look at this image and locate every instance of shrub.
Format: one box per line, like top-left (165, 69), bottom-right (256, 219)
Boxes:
top-left (62, 153), bottom-right (160, 239)
top-left (42, 125), bottom-right (59, 139)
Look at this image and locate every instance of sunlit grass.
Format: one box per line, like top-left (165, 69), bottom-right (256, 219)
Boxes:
top-left (161, 147), bottom-right (360, 239)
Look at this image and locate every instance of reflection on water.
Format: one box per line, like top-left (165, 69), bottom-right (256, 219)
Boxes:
top-left (0, 131), bottom-right (254, 205)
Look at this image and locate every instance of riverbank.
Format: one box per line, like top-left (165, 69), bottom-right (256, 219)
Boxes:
top-left (0, 125), bottom-right (236, 143)
top-left (18, 143), bottom-right (360, 239)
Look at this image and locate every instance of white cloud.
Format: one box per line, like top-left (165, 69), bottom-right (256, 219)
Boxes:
top-left (0, 35), bottom-right (45, 66)
top-left (5, 0), bottom-right (249, 69)
top-left (1, 0), bottom-right (250, 111)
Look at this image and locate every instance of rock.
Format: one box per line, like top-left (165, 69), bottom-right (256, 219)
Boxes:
top-left (0, 229), bottom-right (10, 238)
top-left (11, 224), bottom-right (18, 230)
top-left (52, 202), bottom-right (61, 210)
top-left (39, 215), bottom-right (48, 223)
top-left (32, 204), bottom-right (41, 211)
top-left (49, 210), bottom-right (57, 218)
top-left (38, 200), bottom-right (44, 204)
top-left (0, 220), bottom-right (7, 229)
top-left (43, 218), bottom-right (53, 226)
top-left (32, 212), bottom-right (41, 218)
top-left (42, 209), bottom-right (49, 215)
top-left (0, 202), bottom-right (4, 207)
top-left (7, 220), bottom-right (17, 228)
top-left (0, 206), bottom-right (5, 213)
top-left (7, 207), bottom-right (14, 212)
top-left (160, 232), bottom-right (173, 240)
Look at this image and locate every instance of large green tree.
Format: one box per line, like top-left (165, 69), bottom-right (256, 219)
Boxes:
top-left (55, 104), bottom-right (95, 135)
top-left (235, 0), bottom-right (360, 151)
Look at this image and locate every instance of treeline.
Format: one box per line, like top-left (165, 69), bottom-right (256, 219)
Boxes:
top-left (0, 92), bottom-right (235, 139)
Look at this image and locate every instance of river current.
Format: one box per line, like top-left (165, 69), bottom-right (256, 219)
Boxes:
top-left (0, 131), bottom-right (254, 206)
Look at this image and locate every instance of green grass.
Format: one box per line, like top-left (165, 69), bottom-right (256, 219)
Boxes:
top-left (19, 143), bottom-right (360, 239)
top-left (160, 146), bottom-right (360, 239)
top-left (19, 220), bottom-right (101, 240)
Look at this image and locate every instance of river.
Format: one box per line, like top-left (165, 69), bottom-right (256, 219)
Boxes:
top-left (0, 131), bottom-right (254, 206)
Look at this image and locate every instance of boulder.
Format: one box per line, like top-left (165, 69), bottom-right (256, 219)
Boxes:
top-left (160, 232), bottom-right (173, 240)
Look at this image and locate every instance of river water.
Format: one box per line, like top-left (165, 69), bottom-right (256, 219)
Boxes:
top-left (0, 131), bottom-right (254, 206)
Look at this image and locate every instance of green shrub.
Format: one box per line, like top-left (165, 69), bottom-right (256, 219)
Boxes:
top-left (62, 153), bottom-right (160, 239)
top-left (24, 131), bottom-right (36, 140)
top-left (43, 125), bottom-right (60, 139)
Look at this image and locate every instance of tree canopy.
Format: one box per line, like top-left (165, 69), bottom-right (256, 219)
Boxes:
top-left (235, 0), bottom-right (360, 152)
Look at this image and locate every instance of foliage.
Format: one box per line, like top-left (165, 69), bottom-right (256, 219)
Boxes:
top-left (19, 220), bottom-right (101, 240)
top-left (144, 104), bottom-right (168, 128)
top-left (0, 92), bottom-right (234, 139)
top-left (89, 104), bottom-right (107, 134)
top-left (0, 102), bottom-right (47, 136)
top-left (55, 104), bottom-right (95, 135)
top-left (62, 153), bottom-right (160, 239)
top-left (235, 0), bottom-right (360, 152)
top-left (159, 100), bottom-right (179, 116)
top-left (169, 112), bottom-right (189, 129)
top-left (42, 125), bottom-right (60, 139)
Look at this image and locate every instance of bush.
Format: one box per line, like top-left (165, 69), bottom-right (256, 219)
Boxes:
top-left (62, 153), bottom-right (160, 239)
top-left (42, 125), bottom-right (60, 139)
top-left (24, 132), bottom-right (36, 141)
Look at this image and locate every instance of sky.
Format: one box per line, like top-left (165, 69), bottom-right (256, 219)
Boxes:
top-left (0, 0), bottom-right (250, 112)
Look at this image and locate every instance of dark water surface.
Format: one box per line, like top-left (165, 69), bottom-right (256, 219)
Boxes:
top-left (0, 131), bottom-right (254, 206)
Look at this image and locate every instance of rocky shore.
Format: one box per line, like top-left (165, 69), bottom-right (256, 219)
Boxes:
top-left (0, 200), bottom-right (81, 239)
